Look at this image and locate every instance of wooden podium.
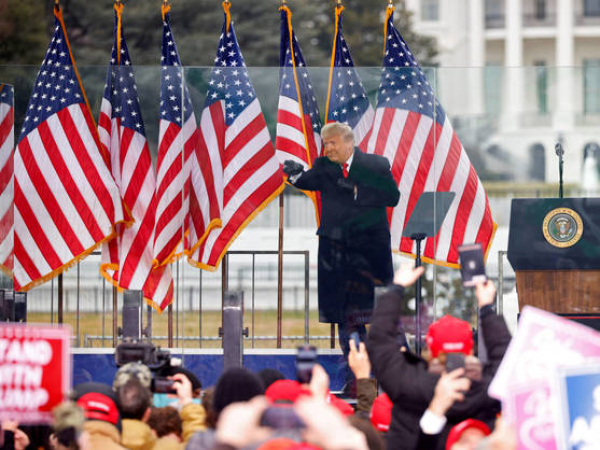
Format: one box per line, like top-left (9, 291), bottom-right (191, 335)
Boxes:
top-left (508, 198), bottom-right (600, 313)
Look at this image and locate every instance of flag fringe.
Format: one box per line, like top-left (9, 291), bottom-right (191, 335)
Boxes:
top-left (185, 217), bottom-right (223, 261)
top-left (99, 264), bottom-right (169, 315)
top-left (392, 221), bottom-right (498, 269)
top-left (153, 228), bottom-right (191, 267)
top-left (16, 218), bottom-right (130, 293)
top-left (0, 263), bottom-right (12, 279)
top-left (187, 183), bottom-right (285, 271)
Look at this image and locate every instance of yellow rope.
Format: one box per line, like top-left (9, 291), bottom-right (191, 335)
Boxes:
top-left (114, 2), bottom-right (124, 65)
top-left (223, 1), bottom-right (232, 33)
top-left (325, 5), bottom-right (344, 122)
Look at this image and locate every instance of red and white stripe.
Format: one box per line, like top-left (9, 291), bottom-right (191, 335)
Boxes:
top-left (275, 95), bottom-right (321, 169)
top-left (188, 98), bottom-right (283, 270)
top-left (153, 113), bottom-right (196, 265)
top-left (98, 99), bottom-right (174, 311)
top-left (354, 106), bottom-right (375, 152)
top-left (366, 108), bottom-right (495, 266)
top-left (186, 104), bottom-right (223, 258)
top-left (14, 103), bottom-right (125, 290)
top-left (0, 91), bottom-right (13, 275)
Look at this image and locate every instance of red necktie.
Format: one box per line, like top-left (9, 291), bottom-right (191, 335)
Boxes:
top-left (342, 162), bottom-right (349, 178)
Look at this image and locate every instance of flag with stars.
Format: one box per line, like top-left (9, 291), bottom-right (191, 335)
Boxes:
top-left (325, 4), bottom-right (374, 150)
top-left (276, 5), bottom-right (322, 221)
top-left (187, 3), bottom-right (284, 270)
top-left (98, 3), bottom-right (173, 311)
top-left (365, 7), bottom-right (496, 267)
top-left (13, 6), bottom-right (126, 292)
top-left (154, 6), bottom-right (201, 266)
top-left (0, 84), bottom-right (14, 276)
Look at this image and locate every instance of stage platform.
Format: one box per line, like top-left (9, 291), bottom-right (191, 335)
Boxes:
top-left (73, 348), bottom-right (347, 392)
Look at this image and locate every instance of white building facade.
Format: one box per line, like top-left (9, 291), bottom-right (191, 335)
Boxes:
top-left (406, 0), bottom-right (600, 185)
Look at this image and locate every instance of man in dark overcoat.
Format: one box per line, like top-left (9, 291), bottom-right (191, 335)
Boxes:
top-left (283, 122), bottom-right (399, 393)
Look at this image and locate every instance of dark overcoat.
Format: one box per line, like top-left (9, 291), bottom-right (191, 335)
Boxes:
top-left (292, 149), bottom-right (400, 323)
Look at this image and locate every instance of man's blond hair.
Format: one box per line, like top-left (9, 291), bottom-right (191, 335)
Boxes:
top-left (321, 122), bottom-right (355, 143)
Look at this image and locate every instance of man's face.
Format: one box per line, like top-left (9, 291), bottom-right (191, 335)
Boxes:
top-left (323, 133), bottom-right (354, 164)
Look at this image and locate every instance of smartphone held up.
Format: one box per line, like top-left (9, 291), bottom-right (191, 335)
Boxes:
top-left (458, 243), bottom-right (487, 287)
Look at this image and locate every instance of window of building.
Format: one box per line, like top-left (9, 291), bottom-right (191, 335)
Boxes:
top-left (584, 0), bottom-right (600, 16)
top-left (534, 0), bottom-right (546, 20)
top-left (421, 0), bottom-right (439, 21)
top-left (485, 0), bottom-right (505, 27)
top-left (584, 60), bottom-right (600, 114)
top-left (485, 0), bottom-right (504, 20)
top-left (534, 61), bottom-right (548, 114)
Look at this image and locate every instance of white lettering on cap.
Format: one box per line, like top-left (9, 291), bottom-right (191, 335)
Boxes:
top-left (87, 400), bottom-right (110, 412)
top-left (442, 342), bottom-right (465, 352)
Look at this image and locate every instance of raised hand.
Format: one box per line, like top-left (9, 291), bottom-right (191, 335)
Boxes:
top-left (393, 263), bottom-right (425, 287)
top-left (283, 160), bottom-right (305, 177)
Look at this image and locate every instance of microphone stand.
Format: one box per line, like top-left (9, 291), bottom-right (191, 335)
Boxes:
top-left (555, 141), bottom-right (564, 199)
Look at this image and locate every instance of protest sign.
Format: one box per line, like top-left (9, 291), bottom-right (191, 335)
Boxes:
top-left (0, 323), bottom-right (71, 424)
top-left (555, 363), bottom-right (600, 449)
top-left (489, 306), bottom-right (600, 400)
top-left (489, 306), bottom-right (600, 449)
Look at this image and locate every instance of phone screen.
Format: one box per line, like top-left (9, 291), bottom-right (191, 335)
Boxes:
top-left (458, 243), bottom-right (487, 287)
top-left (349, 331), bottom-right (360, 348)
top-left (445, 352), bottom-right (466, 372)
top-left (296, 345), bottom-right (317, 384)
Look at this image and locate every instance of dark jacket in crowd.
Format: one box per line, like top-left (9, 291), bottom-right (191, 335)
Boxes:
top-left (292, 149), bottom-right (400, 323)
top-left (368, 285), bottom-right (511, 450)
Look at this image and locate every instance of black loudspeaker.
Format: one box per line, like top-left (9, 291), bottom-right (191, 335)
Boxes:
top-left (122, 290), bottom-right (142, 339)
top-left (14, 292), bottom-right (27, 322)
top-left (0, 290), bottom-right (26, 322)
top-left (0, 290), bottom-right (14, 322)
top-left (557, 314), bottom-right (600, 332)
top-left (221, 291), bottom-right (244, 370)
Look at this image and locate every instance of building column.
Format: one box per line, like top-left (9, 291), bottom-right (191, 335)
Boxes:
top-left (468, 0), bottom-right (485, 115)
top-left (503, 0), bottom-right (524, 131)
top-left (554, 0), bottom-right (575, 130)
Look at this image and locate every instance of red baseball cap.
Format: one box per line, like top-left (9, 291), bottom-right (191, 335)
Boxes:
top-left (265, 380), bottom-right (312, 404)
top-left (327, 393), bottom-right (354, 416)
top-left (76, 392), bottom-right (120, 427)
top-left (370, 393), bottom-right (393, 432)
top-left (445, 419), bottom-right (491, 450)
top-left (425, 315), bottom-right (474, 358)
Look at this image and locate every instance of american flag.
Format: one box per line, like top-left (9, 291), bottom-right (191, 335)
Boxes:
top-left (13, 6), bottom-right (125, 291)
top-left (0, 84), bottom-right (14, 276)
top-left (365, 7), bottom-right (496, 266)
top-left (187, 4), bottom-right (284, 270)
top-left (325, 5), bottom-right (374, 150)
top-left (154, 7), bottom-right (196, 266)
top-left (276, 5), bottom-right (322, 220)
top-left (98, 4), bottom-right (173, 311)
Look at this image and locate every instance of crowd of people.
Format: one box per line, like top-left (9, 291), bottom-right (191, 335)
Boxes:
top-left (0, 264), bottom-right (520, 450)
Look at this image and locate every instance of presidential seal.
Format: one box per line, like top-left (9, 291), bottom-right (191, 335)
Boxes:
top-left (542, 207), bottom-right (583, 248)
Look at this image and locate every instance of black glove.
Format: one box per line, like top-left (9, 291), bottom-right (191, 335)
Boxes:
top-left (337, 177), bottom-right (355, 194)
top-left (283, 160), bottom-right (305, 177)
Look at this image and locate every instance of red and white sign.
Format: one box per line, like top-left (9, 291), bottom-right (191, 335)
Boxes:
top-left (0, 324), bottom-right (71, 424)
